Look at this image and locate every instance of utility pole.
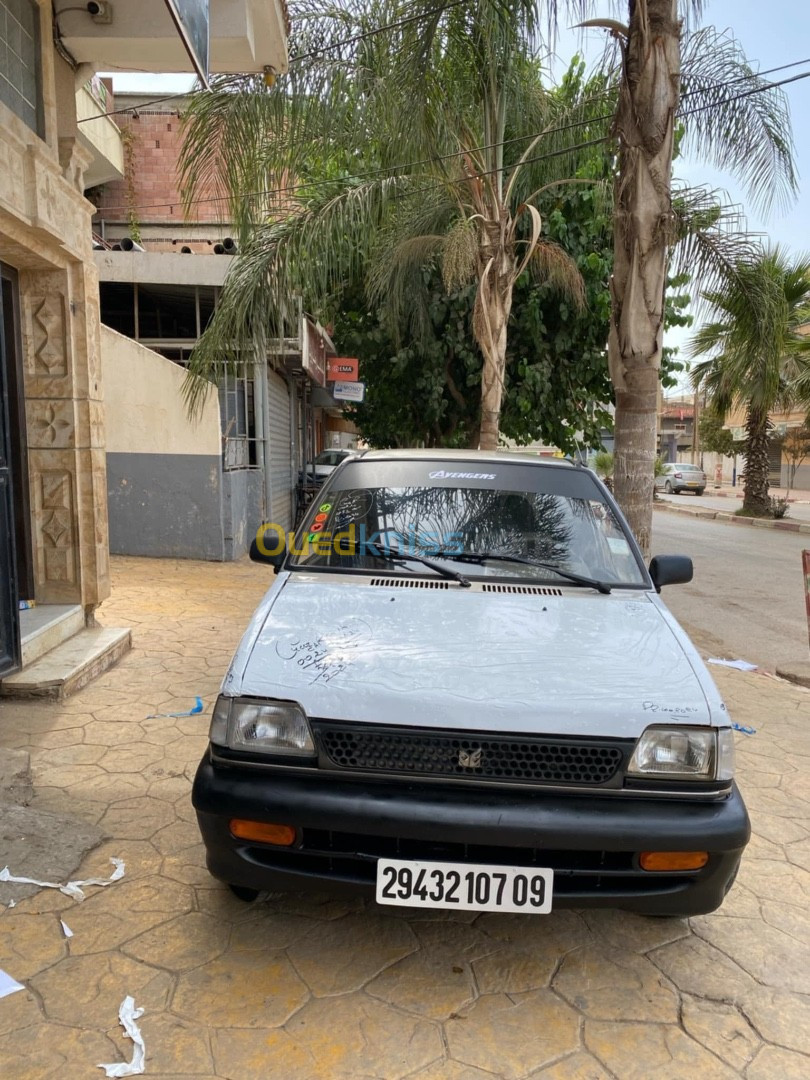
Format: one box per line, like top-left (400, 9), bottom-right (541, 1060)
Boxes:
top-left (691, 389), bottom-right (700, 465)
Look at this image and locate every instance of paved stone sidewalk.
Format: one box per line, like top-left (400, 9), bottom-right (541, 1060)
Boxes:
top-left (1, 556), bottom-right (809, 1080)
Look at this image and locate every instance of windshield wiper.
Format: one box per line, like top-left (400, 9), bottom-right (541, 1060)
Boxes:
top-left (367, 541), bottom-right (471, 588)
top-left (432, 550), bottom-right (612, 594)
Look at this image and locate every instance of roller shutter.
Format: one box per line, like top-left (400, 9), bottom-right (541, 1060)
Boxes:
top-left (267, 369), bottom-right (292, 532)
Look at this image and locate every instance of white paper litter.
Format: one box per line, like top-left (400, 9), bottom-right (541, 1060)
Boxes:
top-left (0, 969), bottom-right (25, 999)
top-left (98, 996), bottom-right (146, 1078)
top-left (0, 857), bottom-right (125, 902)
top-left (60, 919), bottom-right (74, 938)
top-left (7, 899), bottom-right (15, 909)
top-left (708, 658), bottom-right (758, 672)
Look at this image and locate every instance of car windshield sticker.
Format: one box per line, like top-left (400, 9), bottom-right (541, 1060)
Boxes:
top-left (319, 503), bottom-right (332, 513)
top-left (428, 470), bottom-right (497, 480)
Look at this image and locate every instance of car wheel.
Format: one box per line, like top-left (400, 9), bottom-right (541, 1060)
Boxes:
top-left (228, 883), bottom-right (260, 902)
top-left (695, 489), bottom-right (704, 496)
top-left (664, 481), bottom-right (673, 494)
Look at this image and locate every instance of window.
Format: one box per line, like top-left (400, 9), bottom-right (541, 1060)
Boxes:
top-left (219, 366), bottom-right (256, 470)
top-left (0, 0), bottom-right (42, 135)
top-left (137, 283), bottom-right (198, 339)
top-left (99, 283), bottom-right (136, 338)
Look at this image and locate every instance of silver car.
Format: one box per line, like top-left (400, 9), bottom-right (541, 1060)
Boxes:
top-left (656, 462), bottom-right (706, 496)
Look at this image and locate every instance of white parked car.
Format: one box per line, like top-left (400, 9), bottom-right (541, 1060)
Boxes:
top-left (655, 462), bottom-right (707, 495)
top-left (193, 450), bottom-right (748, 916)
top-left (308, 448), bottom-right (356, 484)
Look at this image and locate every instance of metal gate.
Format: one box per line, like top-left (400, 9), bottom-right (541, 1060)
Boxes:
top-left (267, 369), bottom-right (292, 532)
top-left (0, 269), bottom-right (20, 676)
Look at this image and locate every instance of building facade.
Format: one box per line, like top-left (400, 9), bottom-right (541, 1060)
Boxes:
top-left (90, 90), bottom-right (347, 557)
top-left (0, 1), bottom-right (288, 680)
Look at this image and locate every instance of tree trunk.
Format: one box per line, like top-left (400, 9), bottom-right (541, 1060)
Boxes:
top-left (476, 260), bottom-right (514, 451)
top-left (609, 0), bottom-right (681, 556)
top-left (742, 404), bottom-right (771, 514)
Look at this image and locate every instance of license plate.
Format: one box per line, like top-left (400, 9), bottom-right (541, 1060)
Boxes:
top-left (375, 858), bottom-right (553, 913)
top-left (687, 481), bottom-right (700, 486)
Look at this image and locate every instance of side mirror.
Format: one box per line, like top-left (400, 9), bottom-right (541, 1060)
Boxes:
top-left (249, 526), bottom-right (286, 570)
top-left (649, 554), bottom-right (693, 591)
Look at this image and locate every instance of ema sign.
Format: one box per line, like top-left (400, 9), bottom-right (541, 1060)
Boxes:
top-left (327, 357), bottom-right (359, 381)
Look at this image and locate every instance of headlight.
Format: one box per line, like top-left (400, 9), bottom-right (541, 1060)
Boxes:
top-left (627, 726), bottom-right (735, 781)
top-left (209, 696), bottom-right (315, 756)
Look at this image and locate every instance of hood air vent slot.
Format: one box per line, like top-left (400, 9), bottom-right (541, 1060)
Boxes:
top-left (370, 578), bottom-right (450, 589)
top-left (482, 584), bottom-right (563, 596)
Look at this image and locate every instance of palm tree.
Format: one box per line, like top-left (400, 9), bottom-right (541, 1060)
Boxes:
top-left (179, 2), bottom-right (795, 553)
top-left (179, 1), bottom-right (607, 439)
top-left (577, 5), bottom-right (796, 552)
top-left (690, 247), bottom-right (810, 515)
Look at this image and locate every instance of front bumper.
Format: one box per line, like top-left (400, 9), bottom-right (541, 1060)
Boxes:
top-left (192, 756), bottom-right (750, 916)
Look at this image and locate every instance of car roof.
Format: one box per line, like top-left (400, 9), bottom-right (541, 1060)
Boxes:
top-left (355, 448), bottom-right (576, 468)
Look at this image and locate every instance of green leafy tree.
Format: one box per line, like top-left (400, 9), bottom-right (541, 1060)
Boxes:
top-left (691, 247), bottom-right (810, 515)
top-left (698, 411), bottom-right (742, 458)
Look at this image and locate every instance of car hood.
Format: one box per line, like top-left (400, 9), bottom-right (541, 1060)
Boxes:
top-left (226, 574), bottom-right (723, 739)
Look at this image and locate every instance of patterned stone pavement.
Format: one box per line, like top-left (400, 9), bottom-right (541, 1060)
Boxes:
top-left (1, 555), bottom-right (809, 1080)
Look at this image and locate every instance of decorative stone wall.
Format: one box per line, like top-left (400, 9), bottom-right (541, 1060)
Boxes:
top-left (0, 1), bottom-right (110, 612)
top-left (20, 260), bottom-right (109, 607)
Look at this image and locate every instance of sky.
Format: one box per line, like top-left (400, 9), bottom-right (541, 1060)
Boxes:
top-left (105, 2), bottom-right (810, 388)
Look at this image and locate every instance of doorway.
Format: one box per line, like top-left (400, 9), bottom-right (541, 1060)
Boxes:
top-left (0, 262), bottom-right (33, 675)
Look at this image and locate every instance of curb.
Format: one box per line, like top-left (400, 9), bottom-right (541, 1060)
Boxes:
top-left (775, 666), bottom-right (810, 690)
top-left (653, 502), bottom-right (810, 533)
top-left (707, 490), bottom-right (809, 504)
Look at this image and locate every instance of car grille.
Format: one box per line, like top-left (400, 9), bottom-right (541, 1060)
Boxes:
top-left (311, 722), bottom-right (628, 787)
top-left (243, 832), bottom-right (697, 896)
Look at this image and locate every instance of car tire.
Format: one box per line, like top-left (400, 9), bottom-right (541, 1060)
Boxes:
top-left (695, 489), bottom-right (704, 496)
top-left (664, 481), bottom-right (673, 494)
top-left (228, 883), bottom-right (260, 902)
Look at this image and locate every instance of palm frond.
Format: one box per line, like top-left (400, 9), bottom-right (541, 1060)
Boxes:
top-left (687, 245), bottom-right (810, 419)
top-left (680, 26), bottom-right (797, 216)
top-left (367, 232), bottom-right (448, 341)
top-left (183, 174), bottom-right (415, 414)
top-left (669, 185), bottom-right (767, 320)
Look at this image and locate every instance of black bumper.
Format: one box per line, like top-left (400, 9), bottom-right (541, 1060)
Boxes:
top-left (192, 756), bottom-right (750, 916)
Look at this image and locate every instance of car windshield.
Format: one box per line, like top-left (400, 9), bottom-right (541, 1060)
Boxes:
top-left (290, 459), bottom-right (647, 586)
top-left (315, 451), bottom-right (349, 467)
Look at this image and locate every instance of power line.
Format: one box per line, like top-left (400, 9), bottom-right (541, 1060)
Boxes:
top-left (97, 64), bottom-right (810, 216)
top-left (79, 48), bottom-right (807, 128)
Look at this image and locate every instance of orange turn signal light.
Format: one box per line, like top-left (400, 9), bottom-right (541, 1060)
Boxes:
top-left (229, 820), bottom-right (296, 846)
top-left (640, 851), bottom-right (709, 872)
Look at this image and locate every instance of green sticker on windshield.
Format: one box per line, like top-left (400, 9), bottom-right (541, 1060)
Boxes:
top-left (308, 533), bottom-right (318, 542)
top-left (319, 503), bottom-right (332, 513)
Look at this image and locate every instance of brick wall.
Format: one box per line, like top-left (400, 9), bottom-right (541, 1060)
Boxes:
top-left (92, 101), bottom-right (230, 249)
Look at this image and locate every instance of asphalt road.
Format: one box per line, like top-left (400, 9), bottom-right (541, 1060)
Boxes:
top-left (652, 510), bottom-right (809, 672)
